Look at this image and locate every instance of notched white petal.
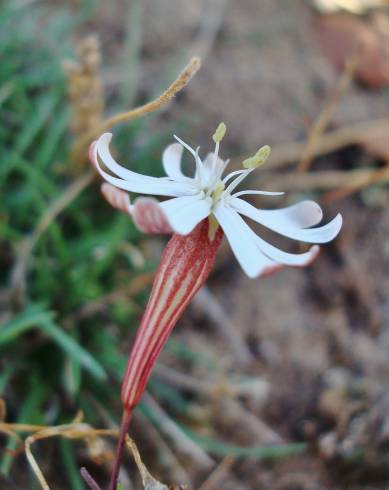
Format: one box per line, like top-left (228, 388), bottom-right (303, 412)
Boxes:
top-left (213, 203), bottom-right (277, 278)
top-left (231, 198), bottom-right (342, 244)
top-left (90, 133), bottom-right (197, 197)
top-left (162, 143), bottom-right (193, 183)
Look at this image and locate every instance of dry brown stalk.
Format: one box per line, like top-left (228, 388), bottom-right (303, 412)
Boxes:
top-left (192, 286), bottom-right (254, 365)
top-left (259, 166), bottom-right (389, 193)
top-left (125, 436), bottom-right (170, 490)
top-left (297, 55), bottom-right (359, 173)
top-left (232, 118), bottom-right (389, 171)
top-left (71, 57), bottom-right (201, 164)
top-left (322, 164), bottom-right (389, 203)
top-left (133, 411), bottom-right (192, 486)
top-left (63, 35), bottom-right (104, 139)
top-left (0, 415), bottom-right (193, 490)
top-left (198, 455), bottom-right (235, 490)
top-left (142, 393), bottom-right (215, 470)
top-left (0, 416), bottom-right (118, 490)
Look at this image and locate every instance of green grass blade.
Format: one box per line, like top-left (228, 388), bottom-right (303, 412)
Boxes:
top-left (0, 308), bottom-right (107, 381)
top-left (0, 379), bottom-right (46, 475)
top-left (59, 439), bottom-right (85, 490)
top-left (181, 427), bottom-right (307, 460)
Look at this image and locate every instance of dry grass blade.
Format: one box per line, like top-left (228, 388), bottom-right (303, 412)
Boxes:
top-left (193, 286), bottom-right (254, 365)
top-left (260, 167), bottom-right (389, 192)
top-left (71, 57), bottom-right (201, 164)
top-left (234, 118), bottom-right (389, 171)
top-left (125, 436), bottom-right (170, 490)
top-left (198, 456), bottom-right (235, 490)
top-left (0, 415), bottom-right (117, 490)
top-left (143, 393), bottom-right (215, 470)
top-left (188, 0), bottom-right (228, 60)
top-left (322, 164), bottom-right (389, 202)
top-left (134, 411), bottom-right (192, 486)
top-left (297, 55), bottom-right (358, 173)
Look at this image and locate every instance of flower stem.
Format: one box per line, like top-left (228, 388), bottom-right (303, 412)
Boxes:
top-left (108, 408), bottom-right (132, 490)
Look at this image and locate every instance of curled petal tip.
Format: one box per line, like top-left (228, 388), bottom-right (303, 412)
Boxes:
top-left (88, 140), bottom-right (98, 167)
top-left (132, 197), bottom-right (173, 234)
top-left (101, 183), bottom-right (131, 214)
top-left (100, 132), bottom-right (113, 142)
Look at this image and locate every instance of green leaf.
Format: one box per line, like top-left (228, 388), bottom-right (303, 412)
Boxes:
top-left (0, 307), bottom-right (107, 381)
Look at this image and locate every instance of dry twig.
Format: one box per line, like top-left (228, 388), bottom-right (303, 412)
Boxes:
top-left (297, 55), bottom-right (358, 173)
top-left (142, 393), bottom-right (215, 470)
top-left (71, 57), bottom-right (201, 164)
top-left (322, 165), bottom-right (389, 203)
top-left (134, 411), bottom-right (192, 486)
top-left (258, 166), bottom-right (389, 194)
top-left (192, 286), bottom-right (254, 365)
top-left (198, 456), bottom-right (235, 490)
top-left (233, 118), bottom-right (389, 172)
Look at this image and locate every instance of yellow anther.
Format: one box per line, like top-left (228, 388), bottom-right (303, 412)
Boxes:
top-left (212, 122), bottom-right (227, 143)
top-left (242, 145), bottom-right (271, 169)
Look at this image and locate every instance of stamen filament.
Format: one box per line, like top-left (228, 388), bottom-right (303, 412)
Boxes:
top-left (224, 169), bottom-right (253, 196)
top-left (232, 190), bottom-right (284, 198)
top-left (222, 169), bottom-right (248, 185)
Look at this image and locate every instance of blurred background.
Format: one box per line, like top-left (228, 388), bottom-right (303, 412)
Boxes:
top-left (1, 0), bottom-right (389, 489)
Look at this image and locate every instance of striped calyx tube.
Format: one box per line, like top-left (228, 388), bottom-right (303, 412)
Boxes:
top-left (122, 218), bottom-right (223, 408)
top-left (108, 219), bottom-right (223, 490)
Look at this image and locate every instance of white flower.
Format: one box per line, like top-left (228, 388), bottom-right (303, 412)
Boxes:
top-left (90, 126), bottom-right (342, 278)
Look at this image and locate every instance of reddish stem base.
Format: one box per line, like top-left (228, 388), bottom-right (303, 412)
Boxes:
top-left (108, 408), bottom-right (132, 490)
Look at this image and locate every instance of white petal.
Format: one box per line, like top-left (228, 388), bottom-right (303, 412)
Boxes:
top-left (162, 143), bottom-right (193, 183)
top-left (216, 204), bottom-right (320, 269)
top-left (231, 197), bottom-right (342, 244)
top-left (248, 200), bottom-right (324, 228)
top-left (203, 152), bottom-right (225, 172)
top-left (159, 195), bottom-right (212, 235)
top-left (213, 203), bottom-right (277, 278)
top-left (255, 233), bottom-right (320, 266)
top-left (92, 133), bottom-right (197, 197)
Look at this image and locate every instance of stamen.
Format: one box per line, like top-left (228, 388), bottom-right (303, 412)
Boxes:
top-left (224, 169), bottom-right (252, 196)
top-left (174, 135), bottom-right (201, 163)
top-left (232, 189), bottom-right (284, 198)
top-left (242, 145), bottom-right (271, 169)
top-left (174, 135), bottom-right (203, 185)
top-left (209, 122), bottom-right (227, 190)
top-left (212, 122), bottom-right (227, 144)
top-left (222, 169), bottom-right (248, 185)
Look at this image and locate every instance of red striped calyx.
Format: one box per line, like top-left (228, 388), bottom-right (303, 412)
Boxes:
top-left (121, 218), bottom-right (223, 409)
